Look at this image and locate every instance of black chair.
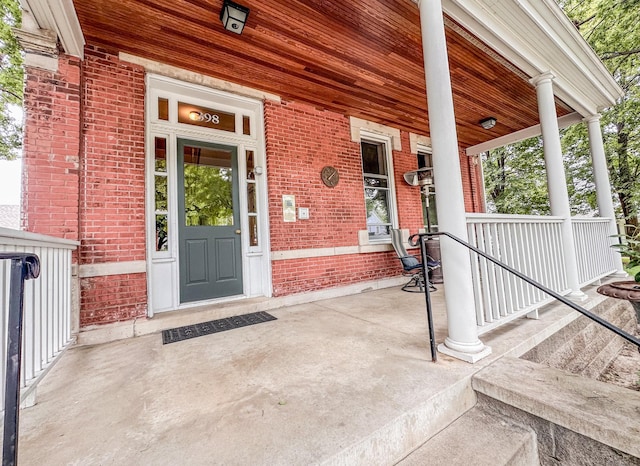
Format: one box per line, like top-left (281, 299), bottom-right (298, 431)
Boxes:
top-left (390, 229), bottom-right (440, 292)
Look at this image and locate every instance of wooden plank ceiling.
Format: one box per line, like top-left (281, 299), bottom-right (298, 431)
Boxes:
top-left (71, 0), bottom-right (573, 148)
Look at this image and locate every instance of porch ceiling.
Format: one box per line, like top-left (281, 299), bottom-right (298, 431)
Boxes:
top-left (70, 0), bottom-right (573, 148)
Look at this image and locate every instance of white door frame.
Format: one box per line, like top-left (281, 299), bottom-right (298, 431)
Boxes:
top-left (145, 74), bottom-right (272, 315)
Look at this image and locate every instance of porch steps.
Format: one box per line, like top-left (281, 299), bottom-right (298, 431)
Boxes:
top-left (473, 357), bottom-right (640, 465)
top-left (521, 298), bottom-right (636, 379)
top-left (395, 404), bottom-right (539, 466)
top-left (397, 351), bottom-right (640, 466)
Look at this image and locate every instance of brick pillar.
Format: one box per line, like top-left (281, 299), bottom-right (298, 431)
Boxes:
top-left (22, 55), bottom-right (82, 240)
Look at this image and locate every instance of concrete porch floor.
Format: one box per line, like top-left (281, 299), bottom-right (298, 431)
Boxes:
top-left (14, 283), bottom-right (608, 465)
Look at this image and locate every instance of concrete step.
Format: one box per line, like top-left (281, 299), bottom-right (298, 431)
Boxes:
top-left (522, 298), bottom-right (636, 379)
top-left (473, 357), bottom-right (640, 464)
top-left (395, 405), bottom-right (539, 466)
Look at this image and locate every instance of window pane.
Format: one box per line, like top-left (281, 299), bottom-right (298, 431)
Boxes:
top-left (417, 151), bottom-right (433, 168)
top-left (156, 215), bottom-right (168, 251)
top-left (158, 98), bottom-right (169, 121)
top-left (365, 187), bottom-right (391, 230)
top-left (243, 116), bottom-right (251, 135)
top-left (183, 146), bottom-right (234, 226)
top-left (246, 150), bottom-right (255, 180)
top-left (249, 215), bottom-right (258, 247)
top-left (428, 193), bottom-right (438, 227)
top-left (155, 175), bottom-right (167, 211)
top-left (364, 176), bottom-right (388, 189)
top-left (155, 137), bottom-right (167, 172)
top-left (361, 141), bottom-right (386, 175)
top-left (247, 183), bottom-right (256, 213)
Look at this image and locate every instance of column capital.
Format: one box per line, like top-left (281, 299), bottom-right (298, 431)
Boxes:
top-left (582, 114), bottom-right (602, 124)
top-left (13, 27), bottom-right (59, 71)
top-left (529, 71), bottom-right (555, 87)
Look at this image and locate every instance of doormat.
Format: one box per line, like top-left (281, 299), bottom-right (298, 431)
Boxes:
top-left (162, 311), bottom-right (277, 344)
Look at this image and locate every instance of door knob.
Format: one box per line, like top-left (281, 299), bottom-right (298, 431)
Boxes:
top-left (235, 229), bottom-right (241, 234)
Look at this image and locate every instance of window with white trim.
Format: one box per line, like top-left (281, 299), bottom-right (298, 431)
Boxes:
top-left (361, 138), bottom-right (397, 241)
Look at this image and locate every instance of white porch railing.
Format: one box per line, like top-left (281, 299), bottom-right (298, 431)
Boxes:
top-left (571, 217), bottom-right (618, 286)
top-left (0, 227), bottom-right (78, 408)
top-left (466, 214), bottom-right (570, 334)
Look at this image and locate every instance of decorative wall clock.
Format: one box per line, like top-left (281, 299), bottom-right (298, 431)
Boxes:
top-left (321, 166), bottom-right (339, 188)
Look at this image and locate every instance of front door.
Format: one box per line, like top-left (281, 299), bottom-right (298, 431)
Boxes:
top-left (178, 138), bottom-right (243, 303)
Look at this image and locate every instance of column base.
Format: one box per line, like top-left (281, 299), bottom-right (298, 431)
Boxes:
top-left (438, 341), bottom-right (492, 364)
top-left (567, 290), bottom-right (588, 302)
top-left (612, 270), bottom-right (630, 278)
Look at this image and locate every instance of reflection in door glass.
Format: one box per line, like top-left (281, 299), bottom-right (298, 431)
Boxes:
top-left (156, 214), bottom-right (168, 251)
top-left (183, 145), bottom-right (234, 226)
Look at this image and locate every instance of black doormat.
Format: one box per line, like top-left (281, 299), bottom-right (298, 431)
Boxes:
top-left (162, 311), bottom-right (277, 344)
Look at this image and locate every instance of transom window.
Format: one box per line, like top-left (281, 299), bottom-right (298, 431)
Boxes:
top-left (361, 139), bottom-right (394, 241)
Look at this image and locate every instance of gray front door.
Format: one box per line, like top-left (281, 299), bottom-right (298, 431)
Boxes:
top-left (178, 138), bottom-right (242, 303)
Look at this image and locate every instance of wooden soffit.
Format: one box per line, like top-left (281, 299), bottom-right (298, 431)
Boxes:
top-left (70, 0), bottom-right (574, 148)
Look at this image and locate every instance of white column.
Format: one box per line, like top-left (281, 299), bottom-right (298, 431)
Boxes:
top-left (584, 114), bottom-right (627, 274)
top-left (531, 72), bottom-right (586, 298)
top-left (418, 0), bottom-right (490, 363)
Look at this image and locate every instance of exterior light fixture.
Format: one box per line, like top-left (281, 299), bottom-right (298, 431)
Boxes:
top-left (403, 167), bottom-right (434, 187)
top-left (479, 117), bottom-right (497, 130)
top-left (220, 0), bottom-right (250, 34)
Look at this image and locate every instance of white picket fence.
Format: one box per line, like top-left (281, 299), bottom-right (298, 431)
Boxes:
top-left (0, 227), bottom-right (78, 408)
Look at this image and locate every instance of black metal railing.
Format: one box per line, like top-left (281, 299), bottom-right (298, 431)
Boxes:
top-left (410, 232), bottom-right (640, 363)
top-left (1, 253), bottom-right (40, 466)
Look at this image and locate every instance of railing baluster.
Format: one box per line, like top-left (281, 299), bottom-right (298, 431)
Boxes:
top-left (0, 229), bottom-right (77, 416)
top-left (464, 214), bottom-right (617, 333)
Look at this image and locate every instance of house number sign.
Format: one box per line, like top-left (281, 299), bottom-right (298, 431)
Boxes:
top-left (191, 112), bottom-right (221, 124)
top-left (177, 101), bottom-right (236, 133)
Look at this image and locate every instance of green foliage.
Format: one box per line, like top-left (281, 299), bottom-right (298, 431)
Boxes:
top-left (561, 0), bottom-right (640, 225)
top-left (0, 0), bottom-right (23, 160)
top-left (485, 0), bottom-right (640, 225)
top-left (483, 138), bottom-right (551, 215)
top-left (184, 164), bottom-right (233, 226)
top-left (611, 224), bottom-right (640, 282)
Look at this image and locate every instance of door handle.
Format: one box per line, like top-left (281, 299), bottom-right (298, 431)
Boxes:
top-left (235, 229), bottom-right (241, 234)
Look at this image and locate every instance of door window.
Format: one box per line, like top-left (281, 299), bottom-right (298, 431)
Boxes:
top-left (182, 145), bottom-right (234, 227)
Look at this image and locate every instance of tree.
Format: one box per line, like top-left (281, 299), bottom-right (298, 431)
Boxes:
top-left (484, 0), bottom-right (640, 231)
top-left (0, 0), bottom-right (22, 160)
top-left (561, 0), bottom-right (640, 229)
top-left (483, 138), bottom-right (550, 215)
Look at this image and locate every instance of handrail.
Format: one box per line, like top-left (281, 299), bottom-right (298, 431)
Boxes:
top-left (1, 253), bottom-right (40, 466)
top-left (409, 232), bottom-right (640, 351)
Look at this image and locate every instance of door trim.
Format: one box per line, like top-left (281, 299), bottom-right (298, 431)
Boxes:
top-left (145, 74), bottom-right (272, 315)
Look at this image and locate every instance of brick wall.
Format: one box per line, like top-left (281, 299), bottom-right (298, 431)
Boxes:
top-left (78, 46), bottom-right (147, 325)
top-left (264, 100), bottom-right (425, 295)
top-left (460, 150), bottom-right (485, 213)
top-left (22, 55), bottom-right (81, 239)
top-left (272, 252), bottom-right (399, 296)
top-left (80, 46), bottom-right (146, 264)
top-left (22, 49), bottom-right (487, 326)
top-left (394, 132), bottom-right (424, 228)
top-left (264, 100), bottom-right (367, 251)
top-left (80, 273), bottom-right (147, 326)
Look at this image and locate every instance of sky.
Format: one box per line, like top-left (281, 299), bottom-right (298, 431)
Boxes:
top-left (0, 159), bottom-right (22, 205)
